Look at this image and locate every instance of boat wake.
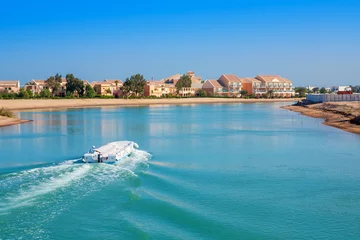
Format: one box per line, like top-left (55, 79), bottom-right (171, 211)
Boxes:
top-left (0, 149), bottom-right (151, 214)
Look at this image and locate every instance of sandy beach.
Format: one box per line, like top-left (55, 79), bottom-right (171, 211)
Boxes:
top-left (0, 98), bottom-right (298, 111)
top-left (282, 102), bottom-right (360, 134)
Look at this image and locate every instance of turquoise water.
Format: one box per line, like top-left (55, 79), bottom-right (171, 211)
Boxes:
top-left (1, 103), bottom-right (360, 239)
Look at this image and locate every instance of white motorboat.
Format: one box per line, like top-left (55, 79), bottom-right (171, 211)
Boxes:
top-left (82, 141), bottom-right (139, 163)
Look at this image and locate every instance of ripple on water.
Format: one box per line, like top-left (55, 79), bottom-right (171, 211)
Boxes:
top-left (0, 149), bottom-right (151, 239)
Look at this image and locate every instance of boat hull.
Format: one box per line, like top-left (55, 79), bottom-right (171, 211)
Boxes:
top-left (82, 141), bottom-right (138, 163)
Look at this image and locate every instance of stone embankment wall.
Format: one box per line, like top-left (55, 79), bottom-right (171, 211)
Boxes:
top-left (306, 94), bottom-right (360, 103)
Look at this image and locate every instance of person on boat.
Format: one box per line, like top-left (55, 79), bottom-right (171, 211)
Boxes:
top-left (89, 146), bottom-right (96, 153)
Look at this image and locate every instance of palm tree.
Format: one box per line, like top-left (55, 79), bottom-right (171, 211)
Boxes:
top-left (115, 80), bottom-right (119, 90)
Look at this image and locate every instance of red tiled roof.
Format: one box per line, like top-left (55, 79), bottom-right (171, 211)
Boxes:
top-left (222, 74), bottom-right (242, 83)
top-left (0, 80), bottom-right (19, 87)
top-left (164, 74), bottom-right (182, 81)
top-left (104, 79), bottom-right (123, 83)
top-left (256, 75), bottom-right (292, 83)
top-left (209, 80), bottom-right (223, 88)
top-left (32, 80), bottom-right (46, 85)
top-left (242, 78), bottom-right (261, 83)
top-left (92, 81), bottom-right (112, 86)
top-left (147, 80), bottom-right (165, 85)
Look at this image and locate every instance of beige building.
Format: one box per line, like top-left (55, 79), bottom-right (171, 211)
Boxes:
top-left (92, 82), bottom-right (113, 96)
top-left (218, 74), bottom-right (242, 95)
top-left (163, 71), bottom-right (202, 85)
top-left (0, 80), bottom-right (20, 93)
top-left (24, 78), bottom-right (88, 96)
top-left (178, 87), bottom-right (195, 97)
top-left (144, 81), bottom-right (176, 97)
top-left (253, 75), bottom-right (295, 97)
top-left (202, 80), bottom-right (225, 95)
top-left (24, 80), bottom-right (47, 94)
top-left (186, 71), bottom-right (201, 84)
top-left (191, 82), bottom-right (203, 95)
top-left (103, 79), bottom-right (123, 90)
top-left (90, 80), bottom-right (122, 96)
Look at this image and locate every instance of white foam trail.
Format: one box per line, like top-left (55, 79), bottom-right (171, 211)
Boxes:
top-left (59, 158), bottom-right (82, 165)
top-left (0, 148), bottom-right (151, 213)
top-left (4, 165), bottom-right (90, 209)
top-left (116, 149), bottom-right (151, 170)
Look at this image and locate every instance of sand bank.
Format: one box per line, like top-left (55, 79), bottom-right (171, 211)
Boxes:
top-left (0, 116), bottom-right (32, 127)
top-left (0, 98), bottom-right (298, 111)
top-left (282, 102), bottom-right (360, 134)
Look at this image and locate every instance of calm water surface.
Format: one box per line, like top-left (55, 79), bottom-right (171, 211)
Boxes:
top-left (1, 103), bottom-right (360, 239)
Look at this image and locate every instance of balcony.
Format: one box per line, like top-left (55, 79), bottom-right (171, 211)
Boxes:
top-left (215, 89), bottom-right (228, 93)
top-left (254, 89), bottom-right (267, 93)
top-left (253, 85), bottom-right (266, 88)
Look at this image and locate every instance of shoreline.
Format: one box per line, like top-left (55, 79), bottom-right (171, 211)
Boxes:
top-left (0, 98), bottom-right (298, 111)
top-left (282, 102), bottom-right (360, 135)
top-left (0, 116), bottom-right (32, 127)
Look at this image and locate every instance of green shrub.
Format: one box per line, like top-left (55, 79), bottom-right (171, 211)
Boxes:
top-left (40, 89), bottom-right (51, 98)
top-left (0, 107), bottom-right (15, 118)
top-left (85, 84), bottom-right (96, 98)
top-left (18, 88), bottom-right (30, 99)
top-left (96, 95), bottom-right (114, 99)
top-left (198, 89), bottom-right (207, 97)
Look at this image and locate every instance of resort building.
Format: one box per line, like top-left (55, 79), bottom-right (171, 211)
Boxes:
top-left (191, 82), bottom-right (204, 96)
top-left (149, 71), bottom-right (203, 97)
top-left (202, 80), bottom-right (225, 95)
top-left (24, 80), bottom-right (47, 94)
top-left (241, 78), bottom-right (263, 95)
top-left (0, 80), bottom-right (20, 93)
top-left (144, 81), bottom-right (176, 97)
top-left (103, 79), bottom-right (123, 90)
top-left (186, 71), bottom-right (202, 84)
top-left (218, 74), bottom-right (243, 95)
top-left (90, 80), bottom-right (122, 96)
top-left (24, 78), bottom-right (89, 96)
top-left (92, 82), bottom-right (114, 96)
top-left (178, 87), bottom-right (195, 97)
top-left (164, 74), bottom-right (181, 85)
top-left (163, 71), bottom-right (202, 85)
top-left (239, 75), bottom-right (295, 97)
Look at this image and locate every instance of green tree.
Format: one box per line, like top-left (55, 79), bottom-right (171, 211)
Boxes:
top-left (240, 90), bottom-right (248, 97)
top-left (85, 84), bottom-right (96, 98)
top-left (320, 87), bottom-right (327, 94)
top-left (66, 74), bottom-right (85, 96)
top-left (45, 73), bottom-right (62, 96)
top-left (40, 89), bottom-right (51, 98)
top-left (312, 87), bottom-right (319, 93)
top-left (198, 89), bottom-right (207, 97)
top-left (18, 88), bottom-right (30, 99)
top-left (122, 74), bottom-right (146, 98)
top-left (26, 88), bottom-right (33, 98)
top-left (115, 80), bottom-right (119, 90)
top-left (175, 74), bottom-right (192, 91)
top-left (295, 87), bottom-right (307, 97)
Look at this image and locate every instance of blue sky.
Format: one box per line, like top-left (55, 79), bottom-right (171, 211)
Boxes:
top-left (1, 0), bottom-right (359, 86)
